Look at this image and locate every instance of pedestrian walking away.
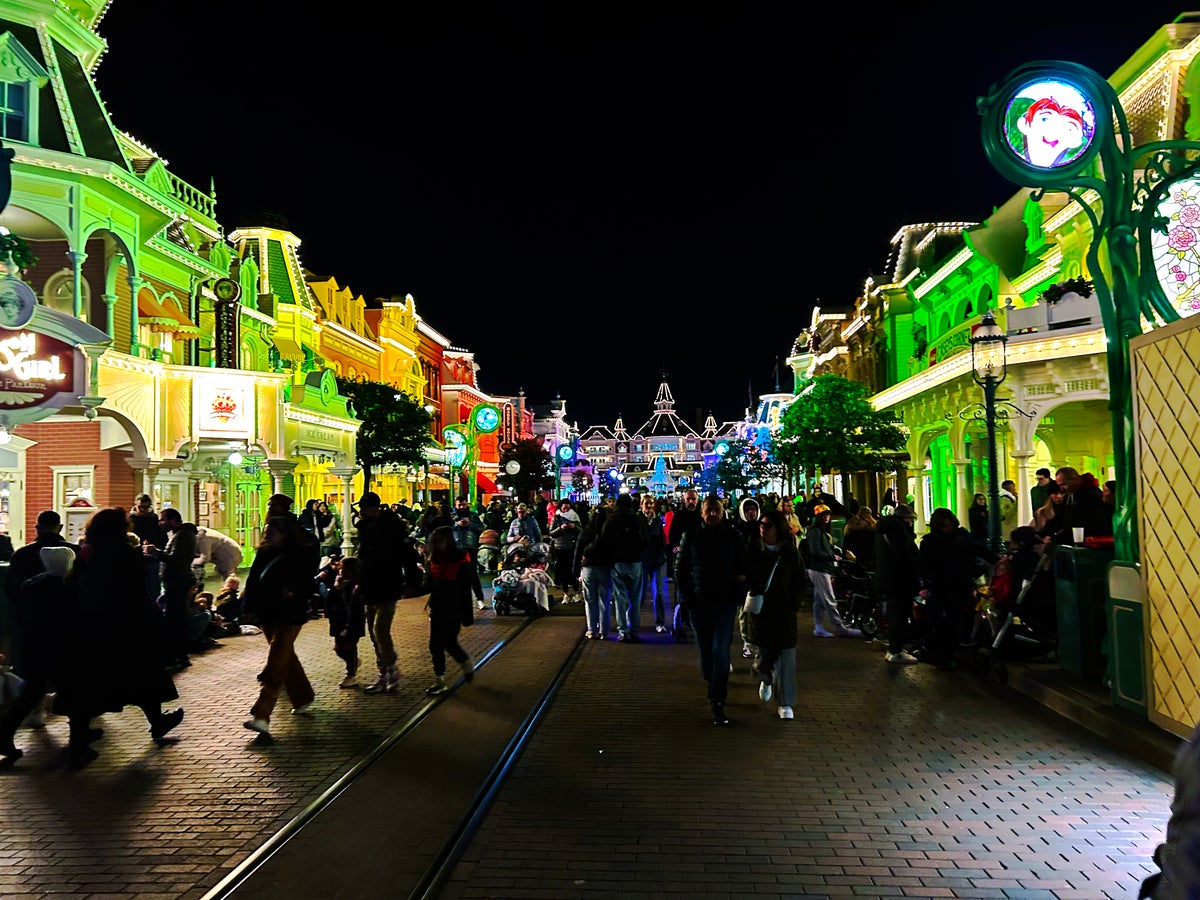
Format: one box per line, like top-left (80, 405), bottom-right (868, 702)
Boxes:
top-left (354, 491), bottom-right (409, 693)
top-left (675, 495), bottom-right (748, 725)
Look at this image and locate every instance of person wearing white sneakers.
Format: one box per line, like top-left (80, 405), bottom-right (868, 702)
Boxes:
top-left (743, 510), bottom-right (802, 720)
top-left (874, 505), bottom-right (921, 664)
top-left (241, 517), bottom-right (318, 738)
top-left (639, 495), bottom-right (669, 633)
top-left (804, 505), bottom-right (861, 639)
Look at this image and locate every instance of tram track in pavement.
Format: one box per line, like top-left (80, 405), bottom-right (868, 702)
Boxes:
top-left (207, 602), bottom-right (587, 900)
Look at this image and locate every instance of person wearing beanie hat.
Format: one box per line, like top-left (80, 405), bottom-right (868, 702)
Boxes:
top-left (873, 505), bottom-right (920, 663)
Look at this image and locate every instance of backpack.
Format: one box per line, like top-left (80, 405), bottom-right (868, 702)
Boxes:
top-left (607, 512), bottom-right (649, 561)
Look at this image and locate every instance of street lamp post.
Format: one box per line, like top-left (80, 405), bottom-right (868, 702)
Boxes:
top-left (969, 310), bottom-right (1007, 553)
top-left (978, 61), bottom-right (1200, 563)
top-left (443, 403), bottom-right (501, 508)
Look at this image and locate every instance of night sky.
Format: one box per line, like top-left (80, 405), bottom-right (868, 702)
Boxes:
top-left (94, 3), bottom-right (1189, 429)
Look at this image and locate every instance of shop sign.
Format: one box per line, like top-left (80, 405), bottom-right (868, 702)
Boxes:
top-left (194, 382), bottom-right (252, 437)
top-left (0, 331), bottom-right (76, 410)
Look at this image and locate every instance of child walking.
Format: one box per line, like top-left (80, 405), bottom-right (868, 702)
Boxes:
top-left (327, 557), bottom-right (365, 689)
top-left (423, 527), bottom-right (475, 696)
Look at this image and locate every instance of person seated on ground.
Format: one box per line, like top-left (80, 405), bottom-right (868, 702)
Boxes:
top-left (214, 574), bottom-right (243, 623)
top-left (185, 584), bottom-right (217, 652)
top-left (314, 550), bottom-right (343, 609)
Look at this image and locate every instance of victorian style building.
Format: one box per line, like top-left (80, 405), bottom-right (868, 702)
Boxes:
top-left (0, 2), bottom-right (524, 559)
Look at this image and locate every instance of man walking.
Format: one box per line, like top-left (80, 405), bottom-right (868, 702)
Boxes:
top-left (640, 495), bottom-right (669, 632)
top-left (676, 495), bottom-right (748, 726)
top-left (603, 493), bottom-right (650, 642)
top-left (146, 508), bottom-right (199, 669)
top-left (667, 489), bottom-right (703, 636)
top-left (355, 491), bottom-right (408, 693)
top-left (874, 504), bottom-right (921, 663)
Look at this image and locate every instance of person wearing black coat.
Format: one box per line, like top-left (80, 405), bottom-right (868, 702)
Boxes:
top-left (873, 506), bottom-right (921, 663)
top-left (0, 546), bottom-right (91, 763)
top-left (241, 516), bottom-right (318, 737)
top-left (743, 509), bottom-right (802, 720)
top-left (676, 495), bottom-right (748, 726)
top-left (67, 508), bottom-right (183, 765)
top-left (917, 508), bottom-right (996, 669)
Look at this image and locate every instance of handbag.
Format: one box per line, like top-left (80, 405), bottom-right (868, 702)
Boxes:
top-left (743, 555), bottom-right (781, 615)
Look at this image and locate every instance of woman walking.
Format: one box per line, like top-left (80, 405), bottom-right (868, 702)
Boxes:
top-left (744, 509), bottom-right (802, 720)
top-left (575, 503), bottom-right (613, 640)
top-left (805, 505), bottom-right (861, 638)
top-left (70, 508), bottom-right (183, 766)
top-left (241, 516), bottom-right (317, 738)
top-left (422, 526), bottom-right (475, 696)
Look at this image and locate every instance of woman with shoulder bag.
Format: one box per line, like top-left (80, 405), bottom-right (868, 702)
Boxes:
top-left (744, 509), bottom-right (802, 720)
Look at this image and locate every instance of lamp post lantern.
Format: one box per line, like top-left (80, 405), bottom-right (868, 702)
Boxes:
top-left (969, 310), bottom-right (1008, 553)
top-left (443, 403), bottom-right (501, 508)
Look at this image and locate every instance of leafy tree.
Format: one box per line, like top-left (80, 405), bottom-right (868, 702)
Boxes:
top-left (774, 374), bottom-right (906, 494)
top-left (571, 469), bottom-right (593, 495)
top-left (711, 438), bottom-right (781, 498)
top-left (335, 378), bottom-right (432, 490)
top-left (497, 439), bottom-right (555, 502)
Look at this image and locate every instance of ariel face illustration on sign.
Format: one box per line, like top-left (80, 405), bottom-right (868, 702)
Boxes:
top-left (1003, 80), bottom-right (1096, 170)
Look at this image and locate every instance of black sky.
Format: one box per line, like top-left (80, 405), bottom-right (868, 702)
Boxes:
top-left (94, 3), bottom-right (1189, 428)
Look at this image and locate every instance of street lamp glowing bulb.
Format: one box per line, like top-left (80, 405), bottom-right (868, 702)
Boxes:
top-left (228, 450), bottom-right (243, 465)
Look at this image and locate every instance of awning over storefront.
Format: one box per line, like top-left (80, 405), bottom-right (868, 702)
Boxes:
top-left (136, 292), bottom-right (199, 339)
top-left (477, 471), bottom-right (499, 493)
top-left (272, 336), bottom-right (305, 362)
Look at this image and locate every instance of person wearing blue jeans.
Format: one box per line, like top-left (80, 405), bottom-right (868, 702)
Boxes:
top-left (604, 494), bottom-right (651, 643)
top-left (575, 505), bottom-right (614, 640)
top-left (675, 495), bottom-right (748, 726)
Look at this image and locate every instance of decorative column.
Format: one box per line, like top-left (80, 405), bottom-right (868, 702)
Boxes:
top-left (127, 458), bottom-right (164, 498)
top-left (1011, 450), bottom-right (1036, 529)
top-left (951, 458), bottom-right (970, 522)
top-left (329, 464), bottom-right (359, 556)
top-left (264, 459), bottom-right (297, 497)
top-left (67, 249), bottom-right (87, 319)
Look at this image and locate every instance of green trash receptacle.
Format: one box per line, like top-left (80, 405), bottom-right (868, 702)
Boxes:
top-left (1106, 561), bottom-right (1147, 713)
top-left (1053, 545), bottom-right (1113, 681)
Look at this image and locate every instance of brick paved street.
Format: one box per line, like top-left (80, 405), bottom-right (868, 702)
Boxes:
top-left (0, 585), bottom-right (1180, 899)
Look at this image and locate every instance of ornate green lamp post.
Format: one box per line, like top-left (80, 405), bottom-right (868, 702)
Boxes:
top-left (443, 403), bottom-right (501, 507)
top-left (979, 62), bottom-right (1195, 563)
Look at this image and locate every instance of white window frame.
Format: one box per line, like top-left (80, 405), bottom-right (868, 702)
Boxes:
top-left (52, 464), bottom-right (94, 510)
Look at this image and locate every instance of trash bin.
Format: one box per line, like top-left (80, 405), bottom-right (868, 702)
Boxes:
top-left (1106, 561), bottom-right (1147, 713)
top-left (1053, 545), bottom-right (1114, 681)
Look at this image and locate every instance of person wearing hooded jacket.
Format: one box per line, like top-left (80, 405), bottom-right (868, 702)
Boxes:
top-left (734, 496), bottom-right (763, 658)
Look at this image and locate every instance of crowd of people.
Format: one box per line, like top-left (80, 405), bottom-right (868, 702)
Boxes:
top-left (0, 462), bottom-right (1118, 758)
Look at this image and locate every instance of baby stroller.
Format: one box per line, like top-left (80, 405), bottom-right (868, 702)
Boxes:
top-left (492, 569), bottom-right (545, 615)
top-left (980, 549), bottom-right (1057, 681)
top-left (834, 550), bottom-right (881, 639)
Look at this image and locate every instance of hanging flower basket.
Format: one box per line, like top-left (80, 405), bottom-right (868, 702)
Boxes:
top-left (0, 232), bottom-right (37, 272)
